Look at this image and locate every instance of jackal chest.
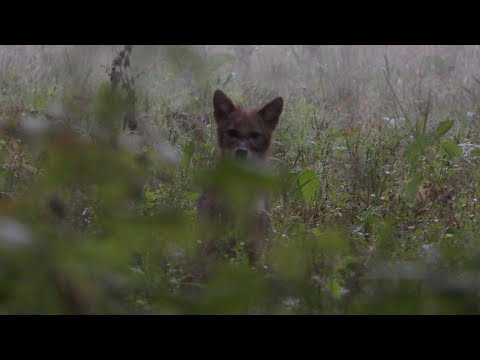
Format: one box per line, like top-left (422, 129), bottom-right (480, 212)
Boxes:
top-left (197, 191), bottom-right (270, 223)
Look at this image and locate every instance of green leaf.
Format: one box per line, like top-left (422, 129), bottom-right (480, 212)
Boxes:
top-left (416, 118), bottom-right (426, 136)
top-left (470, 148), bottom-right (480, 158)
top-left (405, 173), bottom-right (424, 203)
top-left (310, 228), bottom-right (350, 255)
top-left (434, 120), bottom-right (454, 139)
top-left (297, 169), bottom-right (321, 205)
top-left (404, 136), bottom-right (432, 164)
top-left (185, 191), bottom-right (200, 202)
top-left (145, 191), bottom-right (157, 201)
top-left (330, 279), bottom-right (343, 300)
top-left (270, 242), bottom-right (307, 281)
top-left (440, 140), bottom-right (462, 158)
top-left (181, 142), bottom-right (195, 168)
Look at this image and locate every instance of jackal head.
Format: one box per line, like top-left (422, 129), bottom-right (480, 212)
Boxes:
top-left (213, 90), bottom-right (283, 163)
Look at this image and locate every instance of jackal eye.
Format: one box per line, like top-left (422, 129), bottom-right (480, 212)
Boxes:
top-left (227, 129), bottom-right (239, 138)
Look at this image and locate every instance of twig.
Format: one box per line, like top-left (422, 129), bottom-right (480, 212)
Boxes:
top-left (382, 68), bottom-right (415, 134)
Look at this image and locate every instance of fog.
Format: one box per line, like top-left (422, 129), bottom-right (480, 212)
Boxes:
top-left (2, 45), bottom-right (479, 124)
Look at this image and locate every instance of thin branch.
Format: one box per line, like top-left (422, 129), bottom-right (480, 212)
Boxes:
top-left (382, 68), bottom-right (415, 134)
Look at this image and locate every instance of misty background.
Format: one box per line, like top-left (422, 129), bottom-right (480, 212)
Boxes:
top-left (3, 45), bottom-right (480, 121)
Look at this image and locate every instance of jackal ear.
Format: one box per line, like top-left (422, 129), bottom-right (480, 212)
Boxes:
top-left (258, 97), bottom-right (283, 130)
top-left (213, 90), bottom-right (236, 121)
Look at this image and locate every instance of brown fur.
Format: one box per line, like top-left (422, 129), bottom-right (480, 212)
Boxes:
top-left (197, 90), bottom-right (283, 268)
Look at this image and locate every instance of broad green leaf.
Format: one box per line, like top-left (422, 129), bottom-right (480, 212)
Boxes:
top-left (330, 279), bottom-right (343, 300)
top-left (440, 140), bottom-right (462, 158)
top-left (145, 191), bottom-right (157, 201)
top-left (405, 173), bottom-right (424, 203)
top-left (270, 242), bottom-right (307, 281)
top-left (434, 120), bottom-right (454, 139)
top-left (185, 191), bottom-right (200, 202)
top-left (404, 136), bottom-right (432, 164)
top-left (310, 228), bottom-right (350, 255)
top-left (470, 148), bottom-right (480, 158)
top-left (181, 142), bottom-right (195, 168)
top-left (297, 169), bottom-right (321, 205)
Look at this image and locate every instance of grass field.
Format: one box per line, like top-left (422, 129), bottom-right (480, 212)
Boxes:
top-left (1, 45), bottom-right (480, 314)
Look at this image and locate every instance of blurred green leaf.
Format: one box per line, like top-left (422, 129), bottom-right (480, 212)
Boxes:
top-left (404, 135), bottom-right (432, 164)
top-left (440, 140), bottom-right (462, 158)
top-left (297, 169), bottom-right (321, 205)
top-left (144, 191), bottom-right (157, 202)
top-left (185, 191), bottom-right (200, 202)
top-left (434, 120), bottom-right (454, 139)
top-left (405, 173), bottom-right (424, 203)
top-left (471, 148), bottom-right (480, 158)
top-left (270, 242), bottom-right (307, 282)
top-left (416, 118), bottom-right (426, 136)
top-left (330, 278), bottom-right (343, 300)
top-left (310, 228), bottom-right (350, 255)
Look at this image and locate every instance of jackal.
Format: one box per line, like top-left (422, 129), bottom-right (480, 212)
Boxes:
top-left (197, 90), bottom-right (283, 266)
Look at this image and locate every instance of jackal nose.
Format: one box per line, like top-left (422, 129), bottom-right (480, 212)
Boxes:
top-left (235, 149), bottom-right (248, 159)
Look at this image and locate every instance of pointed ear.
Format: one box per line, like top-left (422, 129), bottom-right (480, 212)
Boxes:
top-left (258, 97), bottom-right (283, 131)
top-left (213, 90), bottom-right (236, 122)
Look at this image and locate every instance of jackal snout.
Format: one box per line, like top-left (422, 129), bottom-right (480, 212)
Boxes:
top-left (235, 148), bottom-right (248, 159)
